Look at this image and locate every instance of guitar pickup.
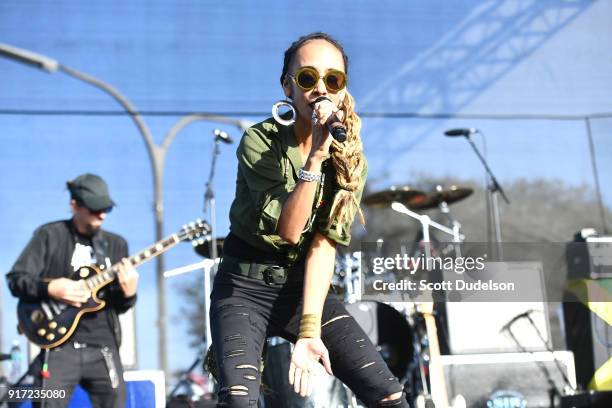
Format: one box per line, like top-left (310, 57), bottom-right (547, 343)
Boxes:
top-left (40, 302), bottom-right (54, 321)
top-left (49, 300), bottom-right (63, 315)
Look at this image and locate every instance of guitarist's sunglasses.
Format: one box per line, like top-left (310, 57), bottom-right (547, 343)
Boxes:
top-left (76, 200), bottom-right (113, 215)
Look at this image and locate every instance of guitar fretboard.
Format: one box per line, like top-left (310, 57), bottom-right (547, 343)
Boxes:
top-left (85, 234), bottom-right (181, 288)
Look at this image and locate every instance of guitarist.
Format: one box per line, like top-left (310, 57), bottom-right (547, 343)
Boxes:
top-left (5, 173), bottom-right (138, 408)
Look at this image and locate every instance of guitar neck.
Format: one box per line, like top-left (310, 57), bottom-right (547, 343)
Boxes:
top-left (85, 233), bottom-right (182, 287)
top-left (424, 313), bottom-right (450, 408)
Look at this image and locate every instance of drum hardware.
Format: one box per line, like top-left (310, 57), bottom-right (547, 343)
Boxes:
top-left (333, 249), bottom-right (459, 406)
top-left (163, 259), bottom-right (219, 279)
top-left (409, 185), bottom-right (473, 211)
top-left (391, 202), bottom-right (464, 260)
top-left (362, 186), bottom-right (427, 209)
top-left (433, 185), bottom-right (469, 259)
top-left (193, 236), bottom-right (225, 259)
top-left (363, 185), bottom-right (469, 258)
top-left (334, 251), bottom-right (362, 303)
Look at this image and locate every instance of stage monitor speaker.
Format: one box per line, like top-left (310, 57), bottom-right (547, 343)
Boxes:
top-left (445, 263), bottom-right (552, 354)
top-left (446, 301), bottom-right (552, 354)
top-left (441, 352), bottom-right (576, 408)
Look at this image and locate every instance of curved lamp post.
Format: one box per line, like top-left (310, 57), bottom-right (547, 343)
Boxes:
top-left (0, 43), bottom-right (250, 376)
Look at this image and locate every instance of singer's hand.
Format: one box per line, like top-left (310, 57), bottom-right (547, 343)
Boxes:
top-left (289, 338), bottom-right (333, 397)
top-left (309, 98), bottom-right (335, 161)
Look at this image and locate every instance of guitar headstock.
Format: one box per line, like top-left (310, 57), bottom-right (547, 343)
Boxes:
top-left (179, 219), bottom-right (211, 243)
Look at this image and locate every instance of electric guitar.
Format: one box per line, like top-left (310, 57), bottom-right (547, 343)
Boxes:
top-left (17, 219), bottom-right (210, 349)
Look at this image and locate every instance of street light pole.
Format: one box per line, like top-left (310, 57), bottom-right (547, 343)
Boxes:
top-left (0, 43), bottom-right (249, 377)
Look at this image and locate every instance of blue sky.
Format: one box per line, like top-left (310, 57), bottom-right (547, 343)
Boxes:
top-left (1, 0), bottom-right (611, 382)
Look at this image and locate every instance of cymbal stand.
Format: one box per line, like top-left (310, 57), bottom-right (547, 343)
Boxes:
top-left (437, 192), bottom-right (463, 258)
top-left (342, 251), bottom-right (362, 303)
top-left (391, 202), bottom-right (465, 263)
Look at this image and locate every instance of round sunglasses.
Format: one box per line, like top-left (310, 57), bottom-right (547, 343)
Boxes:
top-left (288, 66), bottom-right (347, 92)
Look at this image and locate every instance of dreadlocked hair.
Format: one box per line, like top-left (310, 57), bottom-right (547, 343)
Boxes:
top-left (326, 90), bottom-right (366, 232)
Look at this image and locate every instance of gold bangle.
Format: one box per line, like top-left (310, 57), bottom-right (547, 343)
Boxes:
top-left (300, 315), bottom-right (320, 323)
top-left (298, 314), bottom-right (321, 339)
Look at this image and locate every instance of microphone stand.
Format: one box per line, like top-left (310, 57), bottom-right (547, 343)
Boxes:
top-left (462, 132), bottom-right (509, 260)
top-left (525, 313), bottom-right (576, 395)
top-left (202, 129), bottom-right (223, 392)
top-left (504, 325), bottom-right (561, 408)
top-left (204, 130), bottom-right (223, 262)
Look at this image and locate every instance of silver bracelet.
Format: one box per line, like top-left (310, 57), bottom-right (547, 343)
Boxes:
top-left (298, 168), bottom-right (322, 182)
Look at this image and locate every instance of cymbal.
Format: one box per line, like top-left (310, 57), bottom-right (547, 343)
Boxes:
top-left (194, 237), bottom-right (225, 259)
top-left (410, 186), bottom-right (473, 210)
top-left (363, 186), bottom-right (428, 208)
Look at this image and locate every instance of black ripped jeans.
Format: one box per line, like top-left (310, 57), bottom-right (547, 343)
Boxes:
top-left (209, 262), bottom-right (408, 408)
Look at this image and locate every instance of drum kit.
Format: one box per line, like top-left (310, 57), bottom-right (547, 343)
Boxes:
top-left (326, 185), bottom-right (473, 408)
top-left (169, 184), bottom-right (474, 407)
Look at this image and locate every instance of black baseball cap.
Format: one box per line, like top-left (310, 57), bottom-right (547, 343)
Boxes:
top-left (67, 173), bottom-right (116, 212)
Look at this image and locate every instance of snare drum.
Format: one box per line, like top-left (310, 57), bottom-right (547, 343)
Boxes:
top-left (344, 301), bottom-right (414, 380)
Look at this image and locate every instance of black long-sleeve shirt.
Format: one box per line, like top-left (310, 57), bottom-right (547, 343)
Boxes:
top-left (6, 219), bottom-right (136, 347)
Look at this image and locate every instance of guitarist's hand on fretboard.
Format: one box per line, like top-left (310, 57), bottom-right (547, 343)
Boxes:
top-left (48, 277), bottom-right (91, 307)
top-left (116, 258), bottom-right (139, 297)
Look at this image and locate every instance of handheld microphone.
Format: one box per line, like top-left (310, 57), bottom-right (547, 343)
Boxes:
top-left (444, 128), bottom-right (478, 137)
top-left (313, 96), bottom-right (347, 143)
top-left (213, 128), bottom-right (234, 144)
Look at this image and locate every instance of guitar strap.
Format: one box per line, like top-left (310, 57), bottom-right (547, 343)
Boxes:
top-left (92, 232), bottom-right (109, 268)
